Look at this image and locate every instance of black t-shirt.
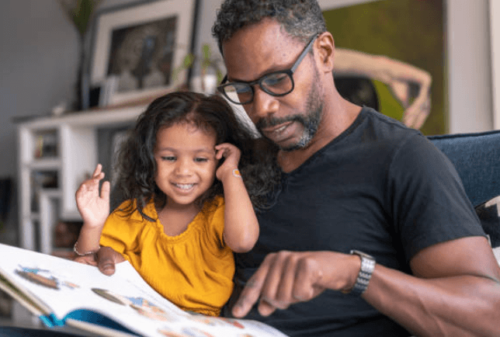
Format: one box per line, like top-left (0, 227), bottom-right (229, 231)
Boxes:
top-left (224, 107), bottom-right (485, 337)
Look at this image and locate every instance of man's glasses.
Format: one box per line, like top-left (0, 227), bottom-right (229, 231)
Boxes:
top-left (217, 34), bottom-right (319, 105)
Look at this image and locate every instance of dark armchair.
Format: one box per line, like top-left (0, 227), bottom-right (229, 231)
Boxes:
top-left (428, 130), bottom-right (500, 247)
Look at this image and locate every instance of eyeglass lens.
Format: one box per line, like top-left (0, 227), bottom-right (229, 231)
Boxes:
top-left (222, 72), bottom-right (293, 104)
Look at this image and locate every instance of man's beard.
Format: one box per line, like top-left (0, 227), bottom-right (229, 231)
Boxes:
top-left (255, 77), bottom-right (323, 152)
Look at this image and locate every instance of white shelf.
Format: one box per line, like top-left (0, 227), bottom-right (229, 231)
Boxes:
top-left (17, 105), bottom-right (145, 253)
top-left (26, 158), bottom-right (61, 170)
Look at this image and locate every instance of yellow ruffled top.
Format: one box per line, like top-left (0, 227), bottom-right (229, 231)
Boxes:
top-left (100, 196), bottom-right (234, 316)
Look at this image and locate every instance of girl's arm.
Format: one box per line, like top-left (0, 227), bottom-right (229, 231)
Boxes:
top-left (74, 164), bottom-right (110, 257)
top-left (215, 143), bottom-right (259, 253)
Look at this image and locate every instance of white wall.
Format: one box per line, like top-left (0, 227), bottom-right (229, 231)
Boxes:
top-left (0, 2), bottom-right (78, 177)
top-left (447, 0), bottom-right (493, 133)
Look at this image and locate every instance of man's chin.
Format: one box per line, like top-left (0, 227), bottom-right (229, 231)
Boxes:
top-left (266, 137), bottom-right (305, 152)
top-left (279, 142), bottom-right (303, 152)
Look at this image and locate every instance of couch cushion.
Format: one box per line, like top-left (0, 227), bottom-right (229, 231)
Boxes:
top-left (475, 195), bottom-right (500, 247)
top-left (428, 130), bottom-right (500, 207)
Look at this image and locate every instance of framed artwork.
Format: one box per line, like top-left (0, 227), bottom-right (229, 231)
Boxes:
top-left (318, 0), bottom-right (446, 135)
top-left (89, 0), bottom-right (198, 106)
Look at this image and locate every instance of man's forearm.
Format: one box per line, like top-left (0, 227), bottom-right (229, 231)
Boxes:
top-left (364, 264), bottom-right (500, 336)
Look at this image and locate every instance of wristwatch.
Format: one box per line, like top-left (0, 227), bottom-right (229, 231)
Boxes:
top-left (345, 250), bottom-right (376, 296)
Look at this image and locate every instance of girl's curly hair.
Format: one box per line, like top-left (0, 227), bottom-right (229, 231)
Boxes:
top-left (111, 91), bottom-right (281, 221)
top-left (212, 0), bottom-right (326, 54)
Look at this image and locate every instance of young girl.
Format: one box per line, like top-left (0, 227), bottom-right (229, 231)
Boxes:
top-left (74, 92), bottom-right (279, 317)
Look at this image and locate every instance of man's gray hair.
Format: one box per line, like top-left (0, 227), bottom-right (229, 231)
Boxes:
top-left (212, 0), bottom-right (327, 54)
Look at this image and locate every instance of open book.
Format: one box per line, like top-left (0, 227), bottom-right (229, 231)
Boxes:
top-left (0, 243), bottom-right (287, 337)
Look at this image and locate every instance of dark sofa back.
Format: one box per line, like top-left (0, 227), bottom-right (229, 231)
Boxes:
top-left (428, 130), bottom-right (500, 207)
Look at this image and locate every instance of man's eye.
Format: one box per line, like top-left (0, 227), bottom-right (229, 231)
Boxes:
top-left (263, 74), bottom-right (288, 86)
top-left (162, 156), bottom-right (176, 161)
top-left (233, 83), bottom-right (251, 94)
top-left (194, 157), bottom-right (208, 163)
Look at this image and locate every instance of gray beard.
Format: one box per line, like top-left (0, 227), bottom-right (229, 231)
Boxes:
top-left (256, 81), bottom-right (323, 152)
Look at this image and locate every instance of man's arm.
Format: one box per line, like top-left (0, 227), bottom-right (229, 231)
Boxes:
top-left (232, 236), bottom-right (500, 336)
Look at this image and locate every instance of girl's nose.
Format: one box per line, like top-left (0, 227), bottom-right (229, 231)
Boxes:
top-left (175, 158), bottom-right (192, 175)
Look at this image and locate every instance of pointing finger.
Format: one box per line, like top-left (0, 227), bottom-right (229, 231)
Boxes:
top-left (232, 255), bottom-right (273, 317)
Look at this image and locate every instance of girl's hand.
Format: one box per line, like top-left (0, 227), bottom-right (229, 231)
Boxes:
top-left (75, 164), bottom-right (110, 229)
top-left (215, 143), bottom-right (241, 182)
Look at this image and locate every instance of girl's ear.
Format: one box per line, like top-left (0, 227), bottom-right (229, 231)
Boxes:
top-left (315, 32), bottom-right (335, 73)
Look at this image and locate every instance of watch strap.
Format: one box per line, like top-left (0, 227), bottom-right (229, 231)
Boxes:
top-left (348, 250), bottom-right (375, 296)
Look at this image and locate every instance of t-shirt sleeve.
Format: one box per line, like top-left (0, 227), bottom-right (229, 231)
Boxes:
top-left (99, 200), bottom-right (142, 256)
top-left (388, 134), bottom-right (486, 260)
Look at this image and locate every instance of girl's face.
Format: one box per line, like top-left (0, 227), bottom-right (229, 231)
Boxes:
top-left (153, 122), bottom-right (218, 209)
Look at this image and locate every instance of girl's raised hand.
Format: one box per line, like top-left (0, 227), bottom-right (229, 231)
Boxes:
top-left (75, 164), bottom-right (110, 228)
top-left (215, 143), bottom-right (241, 182)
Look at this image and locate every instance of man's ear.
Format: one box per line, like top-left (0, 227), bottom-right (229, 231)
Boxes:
top-left (315, 32), bottom-right (335, 73)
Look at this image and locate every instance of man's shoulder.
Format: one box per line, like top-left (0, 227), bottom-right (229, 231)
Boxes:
top-left (358, 106), bottom-right (421, 142)
top-left (327, 106), bottom-right (423, 155)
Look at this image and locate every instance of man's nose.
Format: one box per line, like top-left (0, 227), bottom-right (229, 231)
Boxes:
top-left (249, 86), bottom-right (279, 123)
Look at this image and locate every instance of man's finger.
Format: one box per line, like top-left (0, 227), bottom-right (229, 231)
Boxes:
top-left (257, 298), bottom-right (278, 317)
top-left (260, 251), bottom-right (294, 310)
top-left (275, 253), bottom-right (299, 305)
top-left (232, 256), bottom-right (272, 317)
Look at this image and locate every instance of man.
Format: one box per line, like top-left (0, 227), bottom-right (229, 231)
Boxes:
top-left (208, 0), bottom-right (500, 336)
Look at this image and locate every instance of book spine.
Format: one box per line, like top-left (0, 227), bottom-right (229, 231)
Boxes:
top-left (49, 313), bottom-right (65, 326)
top-left (39, 315), bottom-right (54, 328)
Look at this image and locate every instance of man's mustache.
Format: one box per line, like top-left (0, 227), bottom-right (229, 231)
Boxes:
top-left (255, 115), bottom-right (305, 130)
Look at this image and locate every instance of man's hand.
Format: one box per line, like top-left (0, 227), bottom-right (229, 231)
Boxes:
top-left (74, 246), bottom-right (125, 276)
top-left (232, 251), bottom-right (360, 318)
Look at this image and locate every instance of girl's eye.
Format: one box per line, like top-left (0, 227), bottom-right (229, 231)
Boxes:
top-left (194, 157), bottom-right (208, 163)
top-left (162, 156), bottom-right (176, 162)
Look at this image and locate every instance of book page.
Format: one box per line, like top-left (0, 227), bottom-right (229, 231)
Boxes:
top-left (0, 244), bottom-right (288, 337)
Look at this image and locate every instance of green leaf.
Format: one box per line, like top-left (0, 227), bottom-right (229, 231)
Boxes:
top-left (202, 44), bottom-right (211, 60)
top-left (183, 54), bottom-right (195, 68)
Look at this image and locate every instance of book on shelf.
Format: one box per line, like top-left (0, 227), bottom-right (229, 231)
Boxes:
top-left (0, 243), bottom-right (287, 337)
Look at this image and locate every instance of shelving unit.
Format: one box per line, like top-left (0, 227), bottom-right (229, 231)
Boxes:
top-left (17, 105), bottom-right (146, 254)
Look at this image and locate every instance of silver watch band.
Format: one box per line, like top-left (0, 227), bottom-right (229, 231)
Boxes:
top-left (349, 250), bottom-right (376, 296)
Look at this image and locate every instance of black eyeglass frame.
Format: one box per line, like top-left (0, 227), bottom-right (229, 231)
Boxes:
top-left (217, 34), bottom-right (319, 105)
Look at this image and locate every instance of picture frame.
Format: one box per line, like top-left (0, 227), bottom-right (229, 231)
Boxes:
top-left (88, 0), bottom-right (198, 106)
